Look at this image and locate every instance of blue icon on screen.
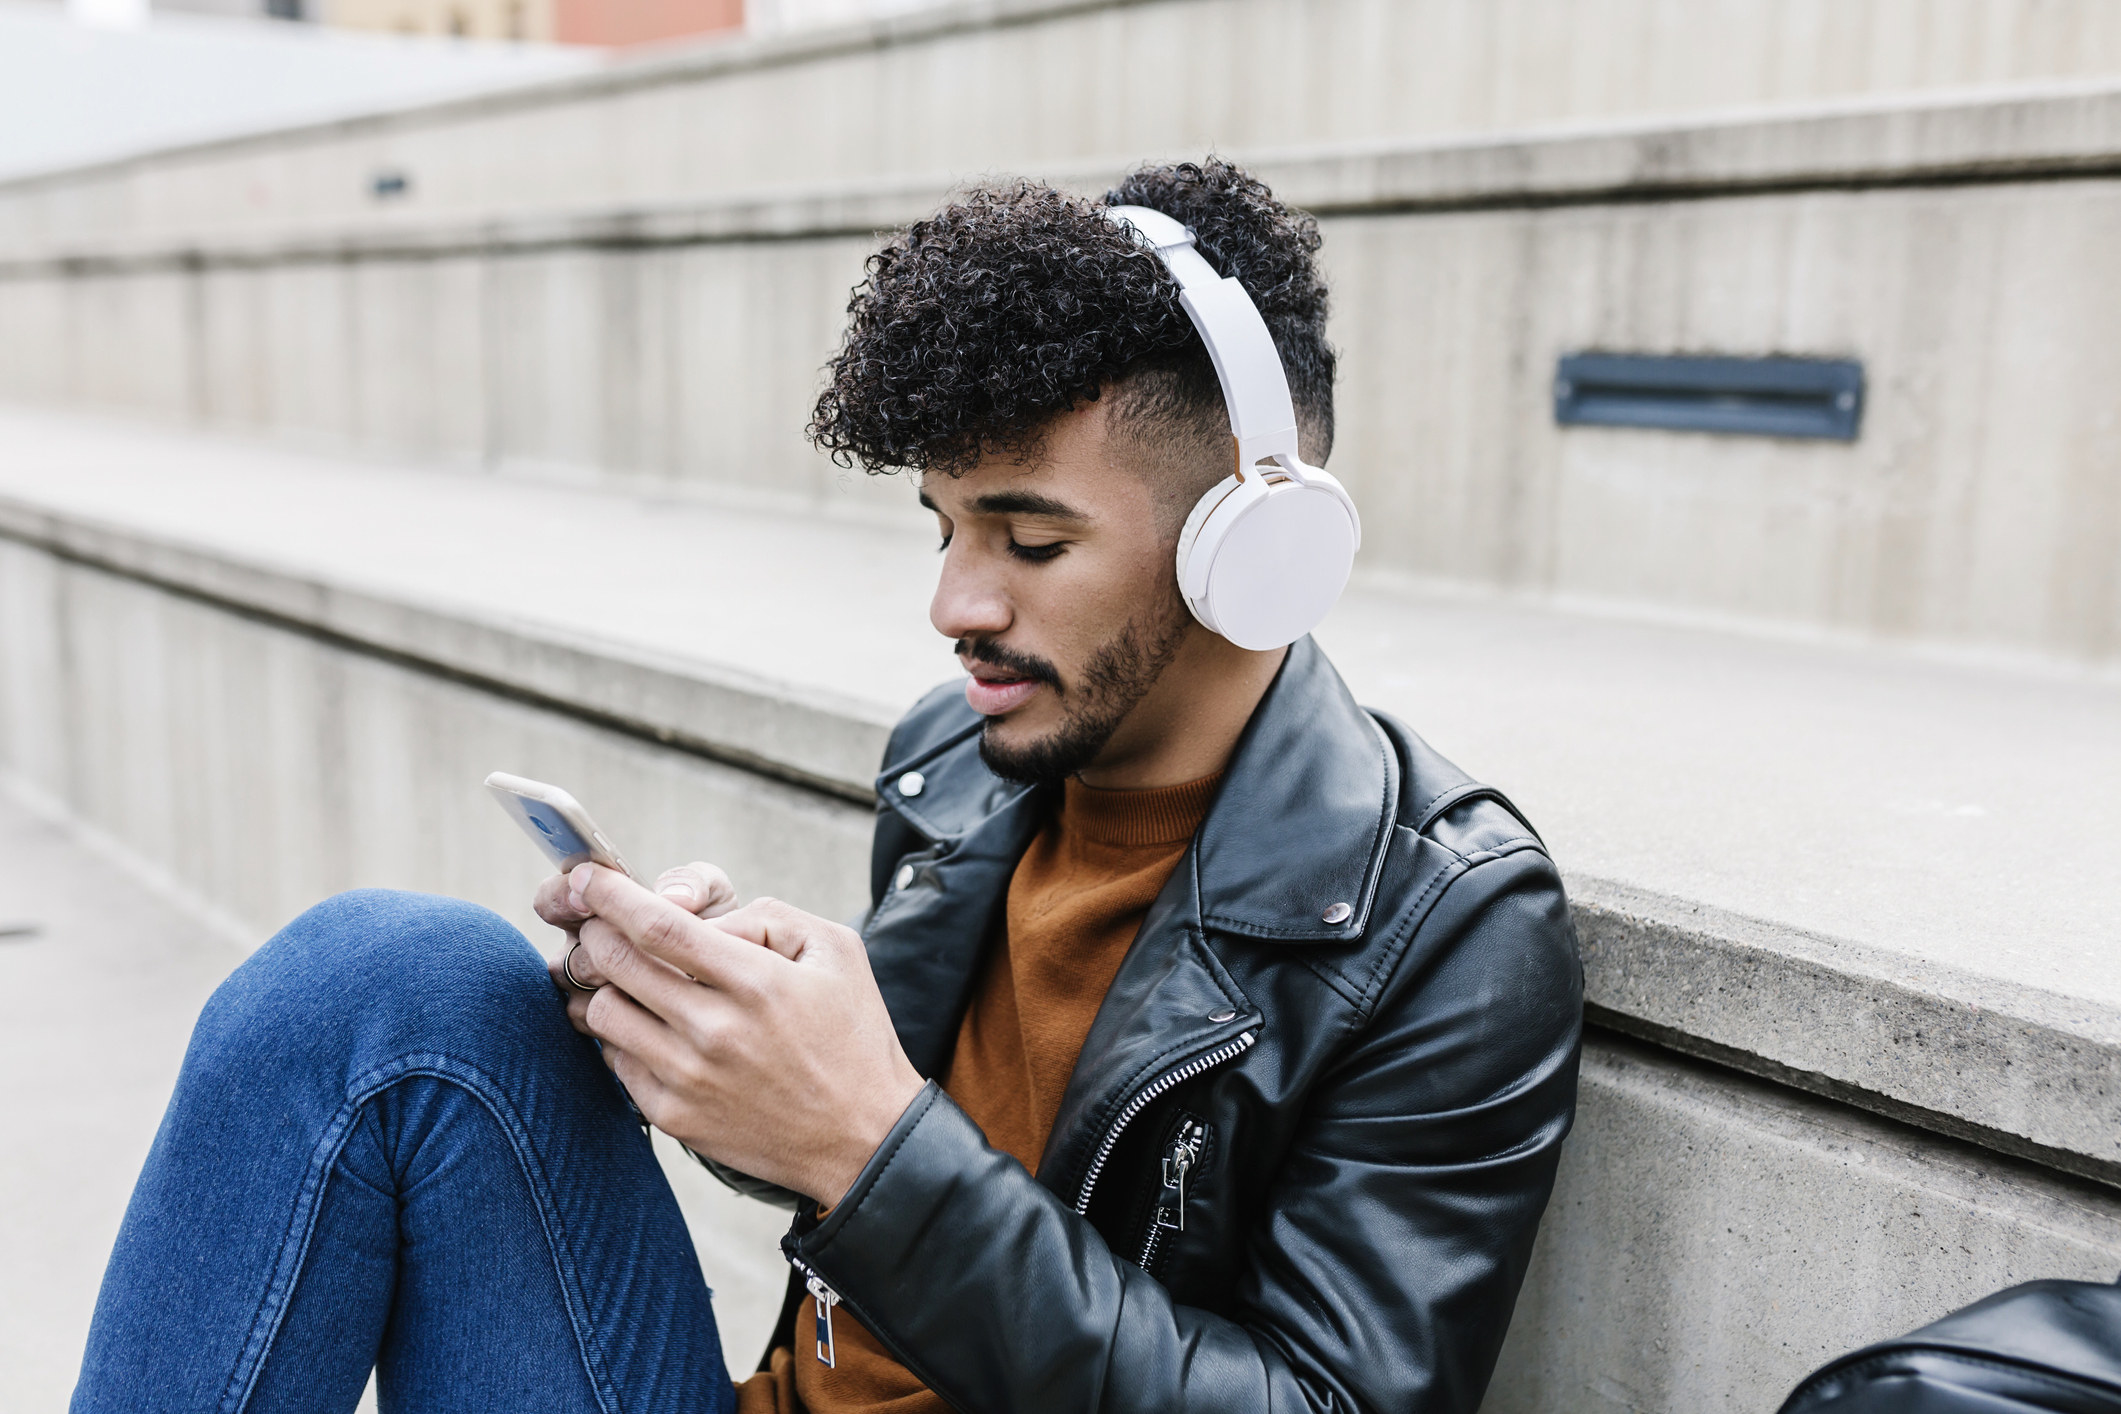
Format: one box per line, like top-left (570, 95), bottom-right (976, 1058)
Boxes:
top-left (522, 802), bottom-right (588, 858)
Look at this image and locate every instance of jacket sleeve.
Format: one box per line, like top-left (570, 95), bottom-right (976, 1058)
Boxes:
top-left (784, 844), bottom-right (1583, 1413)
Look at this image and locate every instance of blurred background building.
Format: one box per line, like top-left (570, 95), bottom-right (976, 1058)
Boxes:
top-left (320, 0), bottom-right (743, 48)
top-left (33, 0), bottom-right (914, 47)
top-left (2, 1), bottom-right (2119, 1410)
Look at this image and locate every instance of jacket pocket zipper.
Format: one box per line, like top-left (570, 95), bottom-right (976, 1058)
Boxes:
top-left (1074, 1029), bottom-right (1255, 1219)
top-left (1139, 1116), bottom-right (1208, 1268)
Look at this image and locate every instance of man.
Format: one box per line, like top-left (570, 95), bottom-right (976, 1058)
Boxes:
top-left (73, 160), bottom-right (1580, 1414)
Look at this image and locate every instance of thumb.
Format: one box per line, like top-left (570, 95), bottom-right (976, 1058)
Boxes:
top-left (654, 862), bottom-right (738, 919)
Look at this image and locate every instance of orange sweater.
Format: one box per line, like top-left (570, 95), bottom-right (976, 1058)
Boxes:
top-left (737, 772), bottom-right (1221, 1413)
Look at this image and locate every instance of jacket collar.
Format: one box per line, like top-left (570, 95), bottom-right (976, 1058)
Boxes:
top-left (872, 636), bottom-right (1397, 946)
top-left (868, 639), bottom-right (1399, 1200)
top-left (1185, 635), bottom-right (1398, 942)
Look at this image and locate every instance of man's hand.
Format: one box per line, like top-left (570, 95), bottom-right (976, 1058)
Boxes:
top-left (555, 863), bottom-right (927, 1208)
top-left (537, 860), bottom-right (735, 942)
top-left (539, 860), bottom-right (733, 992)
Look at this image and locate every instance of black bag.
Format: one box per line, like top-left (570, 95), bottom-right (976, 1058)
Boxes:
top-left (1779, 1278), bottom-right (2121, 1414)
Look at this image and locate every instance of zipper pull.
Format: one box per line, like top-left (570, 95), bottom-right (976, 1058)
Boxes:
top-left (806, 1273), bottom-right (841, 1367)
top-left (1158, 1120), bottom-right (1205, 1232)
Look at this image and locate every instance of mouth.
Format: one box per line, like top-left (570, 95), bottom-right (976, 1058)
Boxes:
top-left (963, 666), bottom-right (1046, 717)
top-left (957, 643), bottom-right (1059, 718)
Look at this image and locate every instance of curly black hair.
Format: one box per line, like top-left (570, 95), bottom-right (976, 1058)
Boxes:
top-left (806, 158), bottom-right (1334, 477)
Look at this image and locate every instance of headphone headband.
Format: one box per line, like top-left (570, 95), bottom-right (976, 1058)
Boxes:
top-left (1105, 205), bottom-right (1308, 481)
top-left (1105, 201), bottom-right (1362, 652)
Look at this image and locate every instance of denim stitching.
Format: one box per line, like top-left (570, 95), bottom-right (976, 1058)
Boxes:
top-left (218, 1054), bottom-right (629, 1414)
top-left (217, 1093), bottom-right (366, 1414)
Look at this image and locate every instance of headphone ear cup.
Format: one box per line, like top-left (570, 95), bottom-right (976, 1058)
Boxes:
top-left (1181, 475), bottom-right (1358, 651)
top-left (1174, 473), bottom-right (1245, 635)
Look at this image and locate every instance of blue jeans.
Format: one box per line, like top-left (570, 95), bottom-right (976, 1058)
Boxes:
top-left (72, 889), bottom-right (740, 1414)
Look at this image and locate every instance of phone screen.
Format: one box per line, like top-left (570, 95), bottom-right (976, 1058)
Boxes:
top-left (486, 771), bottom-right (630, 877)
top-left (519, 798), bottom-right (593, 866)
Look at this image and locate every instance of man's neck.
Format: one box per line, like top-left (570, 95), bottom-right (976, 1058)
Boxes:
top-left (1075, 633), bottom-right (1287, 790)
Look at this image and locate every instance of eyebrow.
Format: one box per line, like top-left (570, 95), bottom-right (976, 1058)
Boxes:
top-left (972, 490), bottom-right (1090, 520)
top-left (918, 487), bottom-right (1092, 522)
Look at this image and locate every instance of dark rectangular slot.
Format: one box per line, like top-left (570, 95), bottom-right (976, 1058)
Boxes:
top-left (1554, 352), bottom-right (1863, 441)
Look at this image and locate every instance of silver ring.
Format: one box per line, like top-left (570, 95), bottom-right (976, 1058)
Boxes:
top-left (562, 940), bottom-right (599, 993)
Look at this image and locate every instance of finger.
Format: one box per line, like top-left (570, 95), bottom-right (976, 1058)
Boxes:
top-left (564, 988), bottom-right (596, 1036)
top-left (603, 1046), bottom-right (679, 1130)
top-left (654, 863), bottom-right (738, 919)
top-left (583, 982), bottom-right (672, 1055)
top-left (711, 897), bottom-right (848, 964)
top-left (560, 936), bottom-right (610, 991)
top-left (576, 917), bottom-right (733, 1035)
top-left (534, 873), bottom-right (591, 927)
top-left (583, 984), bottom-right (717, 1096)
top-left (576, 866), bottom-right (770, 993)
top-left (577, 920), bottom-right (754, 1065)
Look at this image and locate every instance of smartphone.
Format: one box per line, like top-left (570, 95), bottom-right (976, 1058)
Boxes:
top-left (485, 772), bottom-right (634, 878)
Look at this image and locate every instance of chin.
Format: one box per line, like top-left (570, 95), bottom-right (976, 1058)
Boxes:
top-left (980, 701), bottom-right (1057, 748)
top-left (977, 708), bottom-right (1113, 787)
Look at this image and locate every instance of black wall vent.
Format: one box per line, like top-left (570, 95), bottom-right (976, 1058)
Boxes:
top-left (1554, 352), bottom-right (1864, 441)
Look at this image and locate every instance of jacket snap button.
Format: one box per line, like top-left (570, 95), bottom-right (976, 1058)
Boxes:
top-left (1322, 902), bottom-right (1353, 925)
top-left (897, 770), bottom-right (926, 798)
top-left (895, 864), bottom-right (916, 890)
top-left (1207, 1008), bottom-right (1237, 1023)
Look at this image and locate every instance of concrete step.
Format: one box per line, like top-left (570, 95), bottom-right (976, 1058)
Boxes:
top-left (4, 405), bottom-right (2118, 1411)
top-left (3, 402), bottom-right (2116, 1182)
top-left (12, 67), bottom-right (2121, 666)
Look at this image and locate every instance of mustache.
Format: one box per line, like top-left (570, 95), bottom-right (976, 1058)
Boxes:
top-left (956, 638), bottom-right (1064, 695)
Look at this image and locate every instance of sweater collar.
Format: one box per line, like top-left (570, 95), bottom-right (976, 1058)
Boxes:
top-left (1057, 773), bottom-right (1223, 849)
top-left (873, 636), bottom-right (1396, 945)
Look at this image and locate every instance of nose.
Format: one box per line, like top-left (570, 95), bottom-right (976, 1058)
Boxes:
top-left (930, 541), bottom-right (1011, 642)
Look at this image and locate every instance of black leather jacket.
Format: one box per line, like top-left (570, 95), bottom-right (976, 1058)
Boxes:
top-left (757, 638), bottom-right (1582, 1412)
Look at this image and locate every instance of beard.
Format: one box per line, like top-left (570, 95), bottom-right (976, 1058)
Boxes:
top-left (969, 593), bottom-right (1192, 787)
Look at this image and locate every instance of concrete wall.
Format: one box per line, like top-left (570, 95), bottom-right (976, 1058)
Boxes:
top-left (4, 522), bottom-right (2119, 1411)
top-left (1329, 178), bottom-right (2121, 663)
top-left (15, 0), bottom-right (2121, 252)
top-left (7, 140), bottom-right (2121, 664)
top-left (0, 528), bottom-right (868, 1366)
top-left (0, 238), bottom-right (876, 495)
top-left (1496, 1038), bottom-right (2121, 1412)
top-left (7, 3), bottom-right (2121, 664)
top-left (0, 535), bottom-right (875, 943)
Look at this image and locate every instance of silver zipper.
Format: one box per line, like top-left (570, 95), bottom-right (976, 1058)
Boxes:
top-left (1160, 1121), bottom-right (1205, 1229)
top-left (787, 1254), bottom-right (842, 1367)
top-left (1140, 1219), bottom-right (1169, 1270)
top-left (1074, 1029), bottom-right (1255, 1217)
top-left (1139, 1117), bottom-right (1207, 1266)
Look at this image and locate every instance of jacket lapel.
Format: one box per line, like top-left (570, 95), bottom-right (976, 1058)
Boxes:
top-left (864, 719), bottom-right (1052, 1079)
top-left (1189, 637), bottom-right (1399, 942)
top-left (1034, 638), bottom-right (1398, 1197)
top-left (1033, 857), bottom-right (1258, 1205)
top-left (863, 639), bottom-right (1398, 1195)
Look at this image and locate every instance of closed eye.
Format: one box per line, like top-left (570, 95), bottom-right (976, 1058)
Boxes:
top-left (1008, 541), bottom-right (1066, 563)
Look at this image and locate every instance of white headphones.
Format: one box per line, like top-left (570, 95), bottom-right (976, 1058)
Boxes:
top-left (1106, 204), bottom-right (1362, 652)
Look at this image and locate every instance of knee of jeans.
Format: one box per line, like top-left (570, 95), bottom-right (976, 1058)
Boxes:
top-left (199, 889), bottom-right (562, 1071)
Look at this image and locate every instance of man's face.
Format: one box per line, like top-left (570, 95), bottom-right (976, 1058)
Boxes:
top-left (923, 401), bottom-right (1197, 785)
